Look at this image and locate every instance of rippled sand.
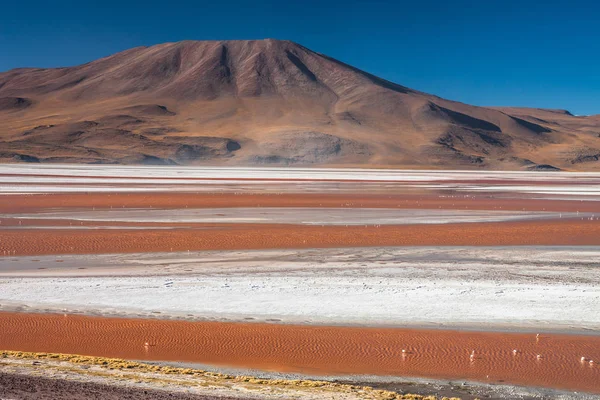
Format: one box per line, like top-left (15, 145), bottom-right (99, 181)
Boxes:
top-left (1, 312), bottom-right (599, 393)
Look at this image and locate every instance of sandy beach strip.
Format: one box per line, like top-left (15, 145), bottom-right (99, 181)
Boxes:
top-left (0, 352), bottom-right (427, 400)
top-left (0, 312), bottom-right (599, 393)
top-left (0, 351), bottom-right (411, 400)
top-left (2, 351), bottom-right (595, 400)
top-left (1, 219), bottom-right (599, 256)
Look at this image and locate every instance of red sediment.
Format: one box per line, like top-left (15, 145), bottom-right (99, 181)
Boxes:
top-left (0, 219), bottom-right (599, 256)
top-left (1, 192), bottom-right (599, 213)
top-left (0, 312), bottom-right (599, 393)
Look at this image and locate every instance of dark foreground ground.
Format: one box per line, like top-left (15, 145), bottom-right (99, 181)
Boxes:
top-left (1, 371), bottom-right (574, 400)
top-left (336, 379), bottom-right (550, 400)
top-left (0, 372), bottom-right (245, 400)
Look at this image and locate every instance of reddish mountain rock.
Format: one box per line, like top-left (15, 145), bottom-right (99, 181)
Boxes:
top-left (1, 39), bottom-right (599, 170)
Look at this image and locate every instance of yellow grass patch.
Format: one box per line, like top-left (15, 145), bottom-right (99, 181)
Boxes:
top-left (0, 350), bottom-right (462, 400)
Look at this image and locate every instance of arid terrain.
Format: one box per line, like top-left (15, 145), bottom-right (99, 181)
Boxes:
top-left (1, 39), bottom-right (600, 170)
top-left (1, 164), bottom-right (600, 399)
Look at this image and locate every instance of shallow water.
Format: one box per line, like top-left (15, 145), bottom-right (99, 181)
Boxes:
top-left (1, 312), bottom-right (599, 393)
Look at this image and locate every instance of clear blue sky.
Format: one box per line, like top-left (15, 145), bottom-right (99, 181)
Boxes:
top-left (1, 0), bottom-right (599, 115)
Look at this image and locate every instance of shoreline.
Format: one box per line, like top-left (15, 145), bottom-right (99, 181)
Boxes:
top-left (3, 351), bottom-right (598, 400)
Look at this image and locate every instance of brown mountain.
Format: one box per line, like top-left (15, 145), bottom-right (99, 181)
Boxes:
top-left (1, 39), bottom-right (599, 170)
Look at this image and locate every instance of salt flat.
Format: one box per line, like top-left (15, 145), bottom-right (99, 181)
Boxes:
top-left (4, 164), bottom-right (600, 180)
top-left (4, 207), bottom-right (581, 226)
top-left (3, 165), bottom-right (600, 200)
top-left (2, 247), bottom-right (599, 332)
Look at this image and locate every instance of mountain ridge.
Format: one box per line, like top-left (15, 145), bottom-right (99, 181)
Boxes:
top-left (1, 39), bottom-right (599, 170)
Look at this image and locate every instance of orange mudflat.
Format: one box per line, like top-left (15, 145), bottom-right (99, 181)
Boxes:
top-left (1, 219), bottom-right (600, 256)
top-left (2, 192), bottom-right (600, 213)
top-left (1, 312), bottom-right (599, 393)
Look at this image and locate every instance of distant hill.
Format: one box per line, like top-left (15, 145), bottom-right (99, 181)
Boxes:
top-left (1, 39), bottom-right (599, 170)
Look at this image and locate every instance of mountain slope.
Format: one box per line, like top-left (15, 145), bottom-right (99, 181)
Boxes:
top-left (1, 39), bottom-right (599, 170)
